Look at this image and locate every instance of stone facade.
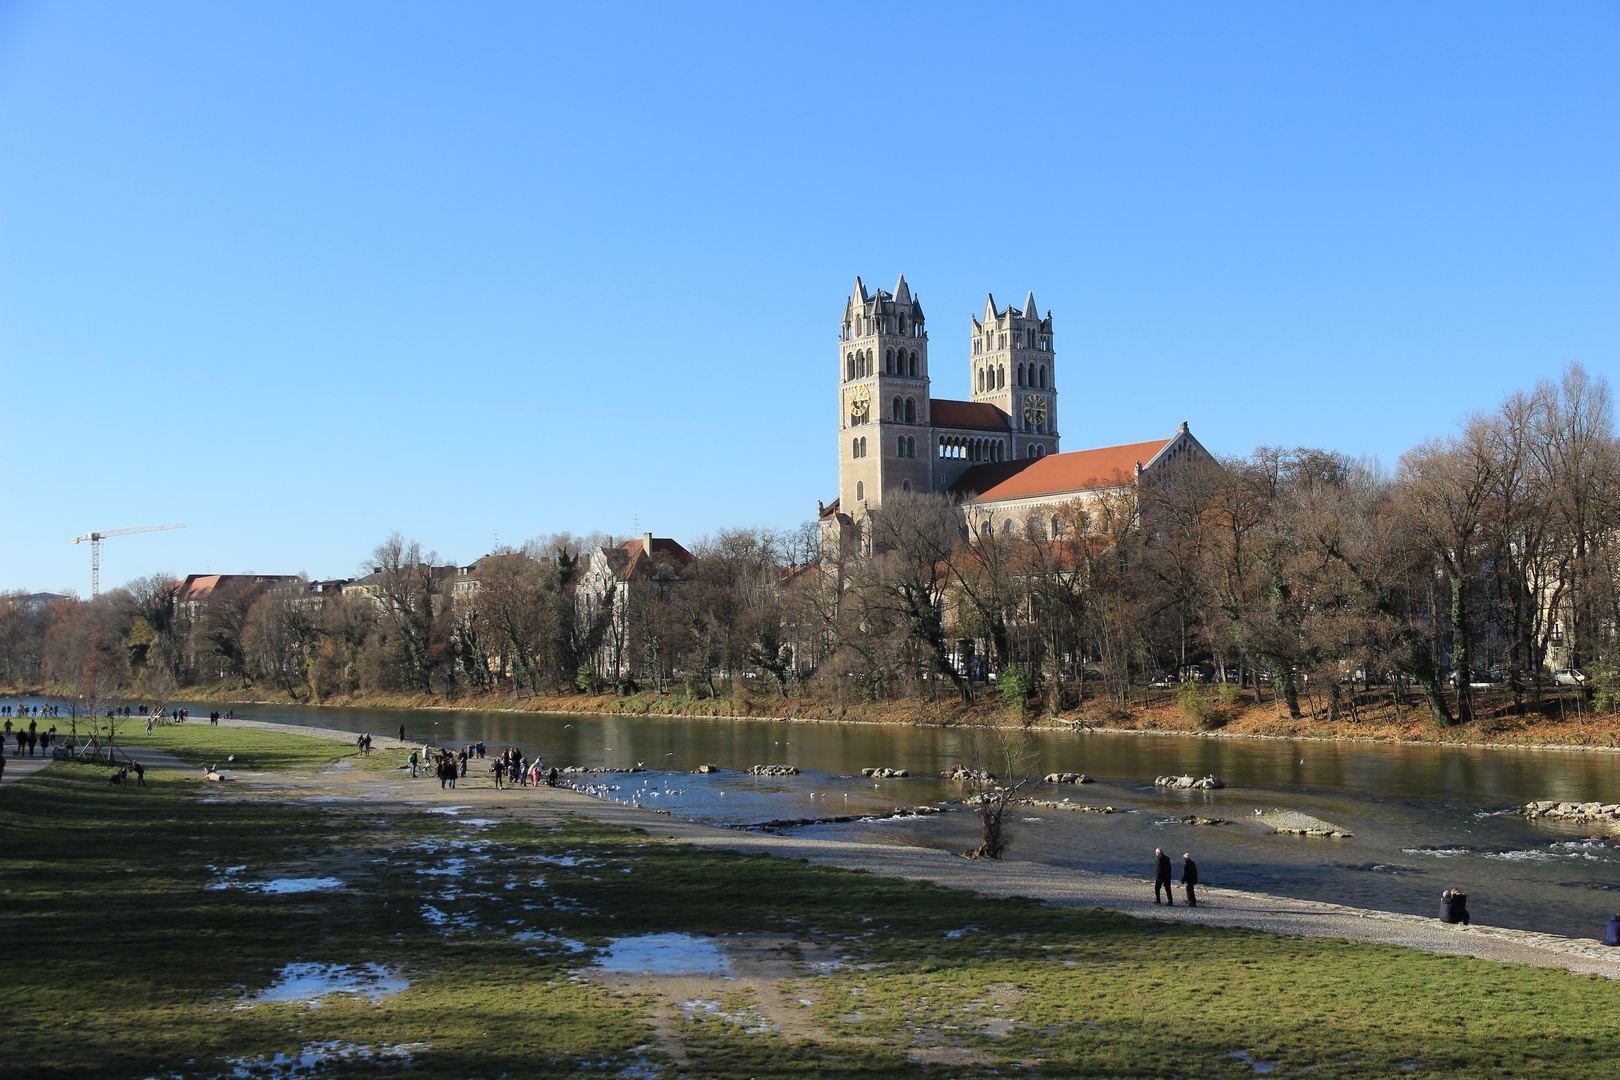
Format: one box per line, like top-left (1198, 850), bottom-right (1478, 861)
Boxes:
top-left (833, 275), bottom-right (1056, 518)
top-left (822, 274), bottom-right (1213, 541)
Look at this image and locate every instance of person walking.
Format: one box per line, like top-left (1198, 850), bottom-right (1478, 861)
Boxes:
top-left (1153, 848), bottom-right (1174, 905)
top-left (131, 760), bottom-right (145, 786)
top-left (409, 750), bottom-right (419, 779)
top-left (1181, 853), bottom-right (1199, 907)
top-left (398, 724), bottom-right (406, 743)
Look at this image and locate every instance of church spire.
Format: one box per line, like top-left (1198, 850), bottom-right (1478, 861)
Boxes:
top-left (1023, 291), bottom-right (1037, 318)
top-left (894, 274), bottom-right (911, 304)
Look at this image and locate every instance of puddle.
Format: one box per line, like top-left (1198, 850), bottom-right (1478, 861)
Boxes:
top-left (535, 853), bottom-right (596, 867)
top-left (1226, 1049), bottom-right (1278, 1073)
top-left (677, 997), bottom-right (775, 1034)
top-left (258, 877), bottom-right (346, 894)
top-left (251, 963), bottom-right (409, 1004)
top-left (204, 867), bottom-right (344, 895)
top-left (224, 1040), bottom-right (426, 1078)
top-left (302, 796), bottom-right (358, 803)
top-left (461, 818), bottom-right (498, 826)
top-left (418, 859), bottom-right (470, 876)
top-left (513, 930), bottom-right (590, 952)
top-left (426, 806), bottom-right (473, 815)
top-left (595, 933), bottom-right (733, 977)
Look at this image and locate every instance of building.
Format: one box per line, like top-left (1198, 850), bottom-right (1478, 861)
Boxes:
top-left (578, 533), bottom-right (695, 678)
top-left (823, 275), bottom-right (1212, 536)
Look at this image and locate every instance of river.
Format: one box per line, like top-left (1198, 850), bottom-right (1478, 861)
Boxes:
top-left (115, 700), bottom-right (1620, 939)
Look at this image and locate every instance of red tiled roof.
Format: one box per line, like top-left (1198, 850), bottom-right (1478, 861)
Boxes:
top-left (949, 439), bottom-right (1174, 502)
top-left (615, 537), bottom-right (695, 580)
top-left (929, 399), bottom-right (1010, 431)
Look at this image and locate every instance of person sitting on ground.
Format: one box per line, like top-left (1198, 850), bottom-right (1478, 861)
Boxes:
top-left (1439, 888), bottom-right (1471, 925)
top-left (1603, 912), bottom-right (1620, 947)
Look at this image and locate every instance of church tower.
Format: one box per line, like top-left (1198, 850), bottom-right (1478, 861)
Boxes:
top-left (837, 274), bottom-right (931, 515)
top-left (970, 292), bottom-right (1058, 458)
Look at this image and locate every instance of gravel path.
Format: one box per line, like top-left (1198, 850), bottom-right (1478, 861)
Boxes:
top-left (196, 716), bottom-right (1620, 978)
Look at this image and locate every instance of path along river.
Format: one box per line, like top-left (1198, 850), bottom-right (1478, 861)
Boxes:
top-left (118, 700), bottom-right (1620, 939)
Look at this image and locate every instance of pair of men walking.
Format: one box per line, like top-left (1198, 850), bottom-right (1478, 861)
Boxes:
top-left (1154, 848), bottom-right (1198, 906)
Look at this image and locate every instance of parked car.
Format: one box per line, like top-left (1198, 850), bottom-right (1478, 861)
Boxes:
top-left (1148, 671), bottom-right (1177, 688)
top-left (1447, 670), bottom-right (1495, 689)
top-left (1554, 668), bottom-right (1588, 686)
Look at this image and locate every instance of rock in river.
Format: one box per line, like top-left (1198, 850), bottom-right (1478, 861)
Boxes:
top-left (1044, 772), bottom-right (1094, 784)
top-left (1156, 774), bottom-right (1225, 790)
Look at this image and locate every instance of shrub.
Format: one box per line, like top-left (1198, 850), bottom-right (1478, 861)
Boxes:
top-left (1178, 680), bottom-right (1214, 727)
top-left (998, 668), bottom-right (1030, 721)
top-left (1217, 682), bottom-right (1243, 707)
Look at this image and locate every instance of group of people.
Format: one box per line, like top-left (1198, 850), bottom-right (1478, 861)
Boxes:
top-left (7, 721), bottom-right (55, 758)
top-left (3, 704), bottom-right (60, 717)
top-left (490, 747), bottom-right (558, 789)
top-left (1152, 848), bottom-right (1199, 906)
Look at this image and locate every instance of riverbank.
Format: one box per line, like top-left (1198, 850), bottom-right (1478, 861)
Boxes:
top-left (31, 676), bottom-right (1614, 755)
top-left (4, 722), bottom-right (1619, 1078)
top-left (118, 715), bottom-right (1620, 974)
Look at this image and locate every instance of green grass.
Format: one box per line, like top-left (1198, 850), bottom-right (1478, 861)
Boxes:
top-left (2, 761), bottom-right (1618, 1078)
top-left (115, 721), bottom-right (363, 771)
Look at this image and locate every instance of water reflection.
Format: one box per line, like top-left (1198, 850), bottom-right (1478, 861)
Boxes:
top-left (178, 699), bottom-right (1620, 939)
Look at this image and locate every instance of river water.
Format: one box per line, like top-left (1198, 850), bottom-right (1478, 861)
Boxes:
top-left (150, 700), bottom-right (1620, 939)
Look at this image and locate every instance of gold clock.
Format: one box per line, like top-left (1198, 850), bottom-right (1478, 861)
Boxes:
top-left (1023, 394), bottom-right (1047, 427)
top-left (848, 386), bottom-right (871, 425)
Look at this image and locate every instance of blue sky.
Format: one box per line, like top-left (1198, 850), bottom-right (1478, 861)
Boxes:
top-left (3, 2), bottom-right (1616, 593)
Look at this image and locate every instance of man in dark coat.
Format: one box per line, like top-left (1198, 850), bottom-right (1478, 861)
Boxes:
top-left (1439, 888), bottom-right (1470, 925)
top-left (1603, 913), bottom-right (1620, 947)
top-left (1154, 848), bottom-right (1174, 905)
top-left (1181, 853), bottom-right (1199, 907)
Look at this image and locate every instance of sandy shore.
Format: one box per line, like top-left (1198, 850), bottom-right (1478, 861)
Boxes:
top-left (156, 714), bottom-right (1620, 980)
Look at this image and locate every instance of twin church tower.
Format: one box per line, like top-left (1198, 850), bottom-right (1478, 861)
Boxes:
top-left (836, 274), bottom-right (1059, 514)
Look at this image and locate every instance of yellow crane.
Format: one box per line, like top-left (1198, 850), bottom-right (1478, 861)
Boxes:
top-left (69, 523), bottom-right (186, 597)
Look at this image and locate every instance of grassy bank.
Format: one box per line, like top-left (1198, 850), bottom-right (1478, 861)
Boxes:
top-left (3, 742), bottom-right (1619, 1077)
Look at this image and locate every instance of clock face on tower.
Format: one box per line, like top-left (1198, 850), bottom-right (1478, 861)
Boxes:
top-left (848, 386), bottom-right (871, 425)
top-left (1023, 394), bottom-right (1047, 427)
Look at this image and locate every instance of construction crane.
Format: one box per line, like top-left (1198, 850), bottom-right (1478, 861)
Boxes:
top-left (69, 523), bottom-right (186, 598)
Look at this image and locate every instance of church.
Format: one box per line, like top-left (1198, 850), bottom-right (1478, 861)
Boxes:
top-left (820, 274), bottom-right (1212, 534)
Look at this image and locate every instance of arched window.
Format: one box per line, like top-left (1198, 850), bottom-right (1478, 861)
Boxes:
top-left (892, 397), bottom-right (903, 422)
top-left (898, 435), bottom-right (906, 457)
top-left (902, 478), bottom-right (912, 492)
top-left (909, 351), bottom-right (918, 376)
top-left (1051, 515), bottom-right (1062, 537)
top-left (845, 354), bottom-right (854, 381)
top-left (977, 368), bottom-right (985, 392)
top-left (856, 480), bottom-right (864, 501)
top-left (997, 365), bottom-right (1006, 389)
top-left (1039, 366), bottom-right (1047, 389)
top-left (898, 314), bottom-right (907, 334)
top-left (885, 348), bottom-right (894, 374)
top-left (904, 398), bottom-right (916, 423)
top-left (1017, 364), bottom-right (1025, 387)
top-left (851, 438), bottom-right (859, 458)
top-left (1035, 444), bottom-right (1045, 458)
top-left (860, 436), bottom-right (867, 457)
top-left (908, 435), bottom-right (916, 457)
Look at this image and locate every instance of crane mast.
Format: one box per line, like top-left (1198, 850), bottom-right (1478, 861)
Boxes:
top-left (69, 523), bottom-right (186, 597)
